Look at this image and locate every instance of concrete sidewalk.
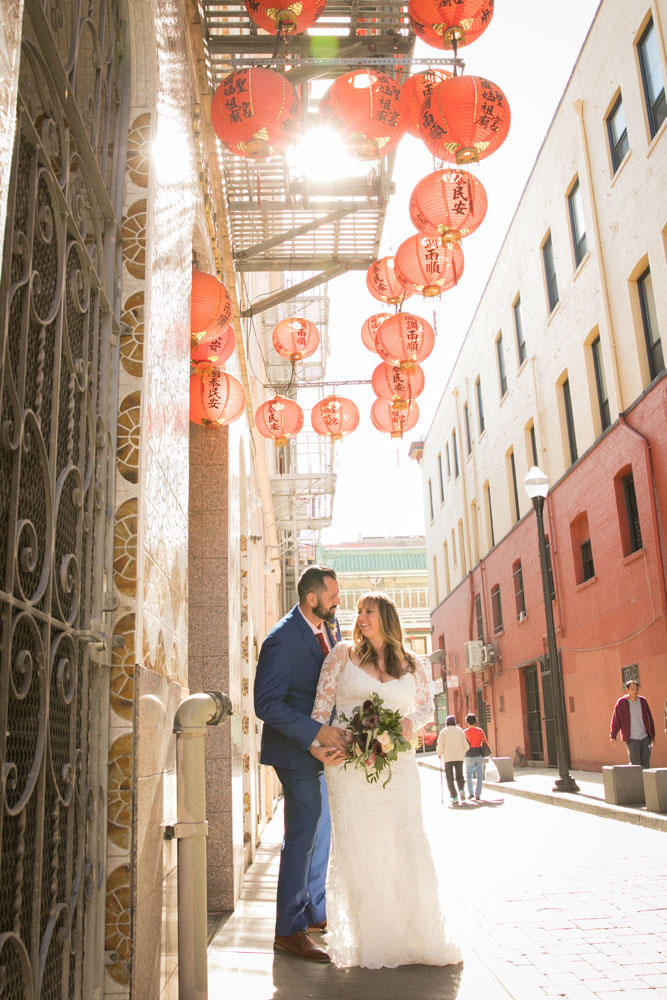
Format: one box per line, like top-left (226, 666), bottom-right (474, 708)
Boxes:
top-left (419, 752), bottom-right (667, 832)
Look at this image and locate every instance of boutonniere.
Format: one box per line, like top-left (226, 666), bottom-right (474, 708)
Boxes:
top-left (326, 620), bottom-right (338, 644)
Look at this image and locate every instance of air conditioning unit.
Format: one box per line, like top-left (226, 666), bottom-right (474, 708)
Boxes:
top-left (464, 640), bottom-right (484, 672)
top-left (517, 610), bottom-right (527, 622)
top-left (480, 643), bottom-right (496, 666)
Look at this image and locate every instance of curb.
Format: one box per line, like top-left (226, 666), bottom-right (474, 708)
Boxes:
top-left (417, 758), bottom-right (667, 832)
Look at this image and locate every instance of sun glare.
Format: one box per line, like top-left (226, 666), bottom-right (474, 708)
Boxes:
top-left (286, 126), bottom-right (371, 183)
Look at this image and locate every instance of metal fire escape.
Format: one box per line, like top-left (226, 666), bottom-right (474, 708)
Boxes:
top-left (197, 1), bottom-right (416, 608)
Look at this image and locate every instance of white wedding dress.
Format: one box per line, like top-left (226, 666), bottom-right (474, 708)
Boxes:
top-left (312, 642), bottom-right (462, 969)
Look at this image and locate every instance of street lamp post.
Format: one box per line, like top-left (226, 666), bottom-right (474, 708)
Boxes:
top-left (524, 466), bottom-right (579, 794)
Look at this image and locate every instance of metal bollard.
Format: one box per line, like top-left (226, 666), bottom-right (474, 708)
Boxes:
top-left (173, 690), bottom-right (232, 1000)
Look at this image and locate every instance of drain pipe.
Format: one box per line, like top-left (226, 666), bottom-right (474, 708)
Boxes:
top-left (173, 690), bottom-right (232, 1000)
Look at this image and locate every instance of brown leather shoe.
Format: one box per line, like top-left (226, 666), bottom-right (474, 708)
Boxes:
top-left (274, 930), bottom-right (330, 962)
top-left (307, 920), bottom-right (327, 933)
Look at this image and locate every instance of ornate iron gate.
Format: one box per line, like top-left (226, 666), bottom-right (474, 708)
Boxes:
top-left (0, 1), bottom-right (127, 996)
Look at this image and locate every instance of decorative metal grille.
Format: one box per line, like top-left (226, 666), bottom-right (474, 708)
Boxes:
top-left (0, 1), bottom-right (127, 996)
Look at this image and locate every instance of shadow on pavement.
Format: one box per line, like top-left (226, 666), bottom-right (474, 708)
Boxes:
top-left (270, 953), bottom-right (465, 1000)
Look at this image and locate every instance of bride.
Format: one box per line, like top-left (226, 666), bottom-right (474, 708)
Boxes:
top-left (311, 591), bottom-right (462, 969)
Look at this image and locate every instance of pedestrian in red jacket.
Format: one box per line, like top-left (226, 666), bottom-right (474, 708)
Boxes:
top-left (610, 680), bottom-right (656, 768)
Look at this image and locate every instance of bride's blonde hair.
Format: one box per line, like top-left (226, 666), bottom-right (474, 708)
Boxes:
top-left (352, 591), bottom-right (416, 679)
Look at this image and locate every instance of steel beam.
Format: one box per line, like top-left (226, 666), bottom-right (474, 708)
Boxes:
top-left (241, 266), bottom-right (351, 316)
top-left (235, 257), bottom-right (371, 272)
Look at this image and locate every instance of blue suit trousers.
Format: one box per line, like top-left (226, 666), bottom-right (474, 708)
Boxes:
top-left (273, 766), bottom-right (331, 936)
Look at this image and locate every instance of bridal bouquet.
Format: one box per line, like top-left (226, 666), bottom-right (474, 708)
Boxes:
top-left (336, 693), bottom-right (416, 787)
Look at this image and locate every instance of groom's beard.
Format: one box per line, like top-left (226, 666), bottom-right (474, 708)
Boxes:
top-left (313, 600), bottom-right (337, 624)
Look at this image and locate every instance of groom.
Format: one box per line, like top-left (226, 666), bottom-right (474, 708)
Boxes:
top-left (254, 565), bottom-right (348, 962)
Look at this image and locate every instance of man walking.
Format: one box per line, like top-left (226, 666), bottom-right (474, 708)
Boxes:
top-left (436, 715), bottom-right (469, 806)
top-left (610, 679), bottom-right (656, 768)
top-left (254, 565), bottom-right (348, 962)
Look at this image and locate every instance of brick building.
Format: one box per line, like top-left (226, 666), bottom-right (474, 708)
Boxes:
top-left (415, 0), bottom-right (667, 769)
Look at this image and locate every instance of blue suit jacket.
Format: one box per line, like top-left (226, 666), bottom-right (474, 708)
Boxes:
top-left (254, 605), bottom-right (341, 775)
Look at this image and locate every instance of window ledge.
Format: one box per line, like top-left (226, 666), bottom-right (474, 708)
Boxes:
top-left (622, 548), bottom-right (644, 566)
top-left (516, 612), bottom-right (528, 624)
top-left (610, 148), bottom-right (632, 187)
top-left (546, 300), bottom-right (561, 325)
top-left (493, 627), bottom-right (505, 637)
top-left (478, 428), bottom-right (487, 443)
top-left (498, 391), bottom-right (509, 408)
top-left (517, 357), bottom-right (528, 377)
top-left (575, 575), bottom-right (597, 592)
top-left (573, 251), bottom-right (590, 280)
top-left (647, 115), bottom-right (667, 157)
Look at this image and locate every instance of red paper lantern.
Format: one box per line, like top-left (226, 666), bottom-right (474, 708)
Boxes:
top-left (319, 70), bottom-right (406, 160)
top-left (401, 70), bottom-right (451, 137)
top-left (371, 361), bottom-right (425, 406)
top-left (243, 0), bottom-right (326, 34)
top-left (211, 68), bottom-right (300, 159)
top-left (191, 322), bottom-right (236, 367)
top-left (409, 168), bottom-right (488, 244)
top-left (366, 256), bottom-right (413, 306)
top-left (190, 369), bottom-right (245, 427)
top-left (408, 0), bottom-right (495, 50)
top-left (311, 395), bottom-right (360, 441)
top-left (371, 398), bottom-right (420, 439)
top-left (255, 395), bottom-right (304, 446)
top-left (420, 75), bottom-right (511, 164)
top-left (272, 317), bottom-right (320, 362)
top-left (394, 235), bottom-right (464, 297)
top-left (191, 270), bottom-right (233, 343)
top-left (376, 313), bottom-right (435, 370)
top-left (361, 312), bottom-right (393, 354)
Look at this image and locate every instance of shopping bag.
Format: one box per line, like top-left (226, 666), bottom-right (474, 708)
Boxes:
top-left (485, 759), bottom-right (500, 782)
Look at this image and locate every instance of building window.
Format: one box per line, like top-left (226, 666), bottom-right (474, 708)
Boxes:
top-left (591, 336), bottom-right (611, 431)
top-left (463, 403), bottom-right (472, 454)
top-left (508, 448), bottom-right (520, 524)
top-left (542, 232), bottom-right (559, 313)
top-left (638, 267), bottom-right (664, 380)
top-left (568, 178), bottom-right (588, 267)
top-left (475, 376), bottom-right (485, 434)
top-left (474, 593), bottom-right (484, 641)
top-left (443, 541), bottom-right (451, 593)
top-left (606, 93), bottom-right (630, 173)
top-left (452, 429), bottom-right (459, 478)
top-left (496, 333), bottom-right (507, 397)
top-left (491, 585), bottom-right (503, 633)
top-left (615, 469), bottom-right (643, 556)
top-left (513, 296), bottom-right (526, 366)
top-left (513, 560), bottom-right (526, 618)
top-left (433, 555), bottom-right (440, 605)
top-left (581, 539), bottom-right (595, 582)
top-left (458, 519), bottom-right (467, 574)
top-left (437, 452), bottom-right (444, 502)
top-left (428, 478), bottom-right (434, 522)
top-left (484, 482), bottom-right (495, 549)
top-left (451, 529), bottom-right (457, 566)
top-left (561, 376), bottom-right (578, 465)
top-left (638, 19), bottom-right (667, 138)
top-left (545, 537), bottom-right (555, 601)
top-left (527, 420), bottom-right (538, 467)
top-left (445, 442), bottom-right (451, 478)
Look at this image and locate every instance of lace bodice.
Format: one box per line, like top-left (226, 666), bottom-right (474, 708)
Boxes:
top-left (312, 642), bottom-right (434, 732)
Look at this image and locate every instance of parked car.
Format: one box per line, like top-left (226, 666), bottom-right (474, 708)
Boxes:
top-left (416, 722), bottom-right (438, 753)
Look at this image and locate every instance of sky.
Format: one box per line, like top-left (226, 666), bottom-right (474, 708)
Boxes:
top-left (316, 0), bottom-right (601, 545)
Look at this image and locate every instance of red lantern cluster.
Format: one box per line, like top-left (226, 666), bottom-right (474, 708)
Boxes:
top-left (408, 0), bottom-right (495, 50)
top-left (255, 395), bottom-right (304, 447)
top-left (311, 395), bottom-right (360, 441)
top-left (191, 322), bottom-right (236, 367)
top-left (366, 256), bottom-right (412, 306)
top-left (394, 235), bottom-right (464, 297)
top-left (319, 70), bottom-right (406, 160)
top-left (190, 368), bottom-right (245, 427)
top-left (371, 398), bottom-right (420, 439)
top-left (420, 74), bottom-right (511, 164)
top-left (272, 317), bottom-right (320, 362)
top-left (371, 362), bottom-right (425, 407)
top-left (401, 69), bottom-right (451, 137)
top-left (409, 168), bottom-right (488, 244)
top-left (191, 269), bottom-right (233, 344)
top-left (211, 68), bottom-right (300, 160)
top-left (375, 313), bottom-right (435, 371)
top-left (243, 0), bottom-right (326, 34)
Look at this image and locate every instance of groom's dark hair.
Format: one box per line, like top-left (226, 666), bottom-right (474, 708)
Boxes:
top-left (297, 565), bottom-right (337, 603)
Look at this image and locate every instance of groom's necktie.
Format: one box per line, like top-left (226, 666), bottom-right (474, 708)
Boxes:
top-left (315, 629), bottom-right (330, 659)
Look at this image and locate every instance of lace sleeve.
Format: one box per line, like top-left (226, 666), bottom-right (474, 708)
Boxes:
top-left (312, 642), bottom-right (349, 724)
top-left (406, 655), bottom-right (435, 732)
